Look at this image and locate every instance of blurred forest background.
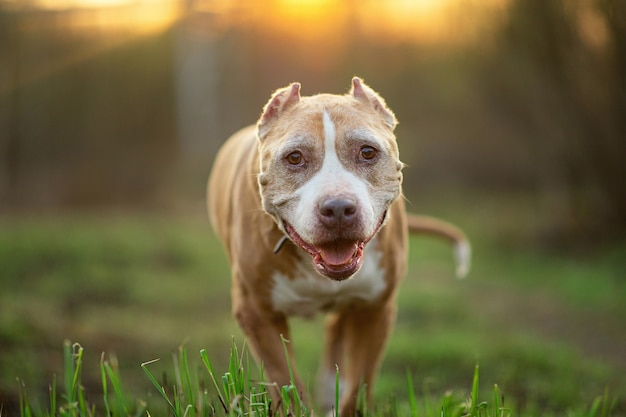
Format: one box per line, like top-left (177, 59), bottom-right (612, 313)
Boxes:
top-left (1, 0), bottom-right (626, 415)
top-left (1, 0), bottom-right (624, 246)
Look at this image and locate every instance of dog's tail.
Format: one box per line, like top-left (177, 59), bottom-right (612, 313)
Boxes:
top-left (406, 214), bottom-right (471, 279)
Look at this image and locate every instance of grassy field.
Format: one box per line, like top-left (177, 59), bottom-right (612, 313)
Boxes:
top-left (1, 196), bottom-right (625, 416)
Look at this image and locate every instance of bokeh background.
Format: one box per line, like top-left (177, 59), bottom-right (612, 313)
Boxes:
top-left (1, 0), bottom-right (625, 415)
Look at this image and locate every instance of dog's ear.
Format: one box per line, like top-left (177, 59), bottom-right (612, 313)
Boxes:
top-left (258, 82), bottom-right (301, 139)
top-left (350, 77), bottom-right (397, 129)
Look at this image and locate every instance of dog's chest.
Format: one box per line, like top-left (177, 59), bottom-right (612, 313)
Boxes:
top-left (271, 241), bottom-right (387, 317)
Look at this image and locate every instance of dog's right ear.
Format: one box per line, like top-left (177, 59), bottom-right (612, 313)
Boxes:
top-left (257, 83), bottom-right (301, 140)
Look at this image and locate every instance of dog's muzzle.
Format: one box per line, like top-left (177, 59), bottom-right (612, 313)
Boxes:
top-left (276, 211), bottom-right (387, 281)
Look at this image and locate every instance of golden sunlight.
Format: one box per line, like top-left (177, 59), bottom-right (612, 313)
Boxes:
top-left (258, 0), bottom-right (509, 46)
top-left (30, 0), bottom-right (181, 34)
top-left (359, 0), bottom-right (455, 44)
top-left (1, 0), bottom-right (180, 96)
top-left (22, 0), bottom-right (508, 44)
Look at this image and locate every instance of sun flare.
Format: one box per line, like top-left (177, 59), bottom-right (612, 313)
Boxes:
top-left (30, 0), bottom-right (181, 34)
top-left (23, 0), bottom-right (508, 45)
top-left (255, 0), bottom-right (508, 45)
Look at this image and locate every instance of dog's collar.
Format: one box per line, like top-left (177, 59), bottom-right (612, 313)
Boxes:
top-left (273, 235), bottom-right (289, 254)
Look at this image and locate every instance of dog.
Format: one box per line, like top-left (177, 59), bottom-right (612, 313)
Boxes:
top-left (207, 77), bottom-right (470, 415)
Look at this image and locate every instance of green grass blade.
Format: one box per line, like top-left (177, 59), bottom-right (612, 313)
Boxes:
top-left (172, 384), bottom-right (182, 416)
top-left (103, 359), bottom-right (128, 416)
top-left (279, 335), bottom-right (296, 388)
top-left (62, 340), bottom-right (74, 406)
top-left (281, 385), bottom-right (293, 416)
top-left (77, 381), bottom-right (88, 417)
top-left (141, 358), bottom-right (178, 416)
top-left (199, 348), bottom-right (228, 414)
top-left (357, 382), bottom-right (368, 417)
top-left (250, 360), bottom-right (271, 417)
top-left (492, 384), bottom-right (500, 417)
top-left (335, 364), bottom-right (340, 417)
top-left (422, 378), bottom-right (433, 417)
top-left (597, 386), bottom-right (615, 417)
top-left (470, 364), bottom-right (480, 416)
top-left (62, 341), bottom-right (85, 416)
top-left (172, 346), bottom-right (196, 416)
top-left (406, 370), bottom-right (418, 417)
top-left (99, 354), bottom-right (111, 417)
top-left (228, 338), bottom-right (245, 399)
top-left (178, 346), bottom-right (195, 414)
top-left (589, 395), bottom-right (603, 417)
top-left (49, 374), bottom-right (57, 417)
top-left (70, 343), bottom-right (83, 406)
top-left (18, 379), bottom-right (31, 417)
top-left (221, 373), bottom-right (232, 407)
top-left (279, 334), bottom-right (308, 416)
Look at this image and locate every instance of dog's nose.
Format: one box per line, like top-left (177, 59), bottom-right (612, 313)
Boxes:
top-left (318, 197), bottom-right (357, 227)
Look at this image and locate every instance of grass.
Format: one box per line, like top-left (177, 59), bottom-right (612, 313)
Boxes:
top-left (13, 338), bottom-right (619, 417)
top-left (4, 339), bottom-right (549, 417)
top-left (1, 197), bottom-right (625, 415)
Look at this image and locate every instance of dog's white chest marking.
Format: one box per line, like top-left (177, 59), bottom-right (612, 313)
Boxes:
top-left (271, 240), bottom-right (387, 317)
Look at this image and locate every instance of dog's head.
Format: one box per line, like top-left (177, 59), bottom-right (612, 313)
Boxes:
top-left (256, 77), bottom-right (403, 281)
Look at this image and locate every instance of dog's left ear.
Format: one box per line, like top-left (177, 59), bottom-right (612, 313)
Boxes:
top-left (350, 77), bottom-right (397, 130)
top-left (258, 82), bottom-right (301, 140)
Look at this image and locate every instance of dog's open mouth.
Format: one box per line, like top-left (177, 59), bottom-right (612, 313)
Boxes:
top-left (283, 223), bottom-right (363, 280)
top-left (282, 213), bottom-right (386, 281)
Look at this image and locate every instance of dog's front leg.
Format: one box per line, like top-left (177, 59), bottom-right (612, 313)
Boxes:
top-left (232, 284), bottom-right (306, 410)
top-left (333, 300), bottom-right (397, 416)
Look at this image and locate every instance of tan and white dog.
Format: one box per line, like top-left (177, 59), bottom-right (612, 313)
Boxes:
top-left (208, 77), bottom-right (470, 415)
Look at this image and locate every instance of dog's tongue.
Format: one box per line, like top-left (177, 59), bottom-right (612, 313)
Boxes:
top-left (318, 241), bottom-right (358, 266)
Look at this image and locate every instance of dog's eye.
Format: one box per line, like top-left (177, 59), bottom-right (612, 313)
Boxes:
top-left (360, 146), bottom-right (377, 161)
top-left (286, 151), bottom-right (304, 166)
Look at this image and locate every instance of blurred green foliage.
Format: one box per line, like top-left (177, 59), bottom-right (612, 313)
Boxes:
top-left (0, 206), bottom-right (624, 414)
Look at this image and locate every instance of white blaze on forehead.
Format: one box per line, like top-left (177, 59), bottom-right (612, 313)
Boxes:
top-left (322, 110), bottom-right (337, 160)
top-left (320, 110), bottom-right (347, 179)
top-left (289, 110), bottom-right (376, 242)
